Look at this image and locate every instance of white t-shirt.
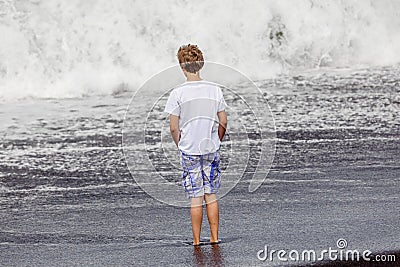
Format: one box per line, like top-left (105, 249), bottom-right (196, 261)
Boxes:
top-left (164, 80), bottom-right (227, 155)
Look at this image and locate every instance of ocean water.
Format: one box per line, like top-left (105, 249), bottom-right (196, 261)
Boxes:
top-left (0, 64), bottom-right (399, 266)
top-left (1, 0), bottom-right (400, 101)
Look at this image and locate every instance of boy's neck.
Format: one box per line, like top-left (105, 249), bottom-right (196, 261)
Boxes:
top-left (185, 72), bottom-right (202, 82)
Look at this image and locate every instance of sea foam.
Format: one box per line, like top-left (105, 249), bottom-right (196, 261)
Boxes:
top-left (1, 0), bottom-right (400, 102)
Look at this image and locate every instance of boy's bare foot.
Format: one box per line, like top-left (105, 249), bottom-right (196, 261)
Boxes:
top-left (210, 239), bottom-right (221, 245)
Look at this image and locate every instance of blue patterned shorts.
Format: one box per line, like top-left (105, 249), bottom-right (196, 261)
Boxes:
top-left (180, 150), bottom-right (221, 198)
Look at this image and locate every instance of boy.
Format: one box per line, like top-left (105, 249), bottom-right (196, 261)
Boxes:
top-left (164, 44), bottom-right (227, 246)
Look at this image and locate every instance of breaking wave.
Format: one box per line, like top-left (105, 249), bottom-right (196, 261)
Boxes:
top-left (1, 0), bottom-right (400, 101)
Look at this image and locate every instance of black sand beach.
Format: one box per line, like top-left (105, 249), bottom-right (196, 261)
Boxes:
top-left (1, 65), bottom-right (399, 266)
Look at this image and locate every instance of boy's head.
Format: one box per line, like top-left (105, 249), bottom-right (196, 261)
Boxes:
top-left (177, 44), bottom-right (204, 74)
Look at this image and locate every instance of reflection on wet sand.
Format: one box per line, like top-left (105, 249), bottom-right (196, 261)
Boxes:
top-left (193, 244), bottom-right (223, 267)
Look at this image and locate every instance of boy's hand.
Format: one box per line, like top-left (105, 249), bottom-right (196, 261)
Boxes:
top-left (217, 111), bottom-right (227, 141)
top-left (169, 114), bottom-right (180, 147)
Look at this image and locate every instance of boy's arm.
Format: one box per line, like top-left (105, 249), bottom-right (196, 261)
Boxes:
top-left (217, 111), bottom-right (227, 141)
top-left (169, 114), bottom-right (180, 147)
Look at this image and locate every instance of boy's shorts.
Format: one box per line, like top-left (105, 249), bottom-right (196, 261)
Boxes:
top-left (180, 150), bottom-right (221, 199)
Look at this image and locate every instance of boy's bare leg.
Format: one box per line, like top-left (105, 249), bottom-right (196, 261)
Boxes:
top-left (204, 193), bottom-right (219, 243)
top-left (190, 196), bottom-right (204, 245)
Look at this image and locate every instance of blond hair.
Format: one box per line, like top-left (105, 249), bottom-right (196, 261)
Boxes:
top-left (177, 44), bottom-right (204, 73)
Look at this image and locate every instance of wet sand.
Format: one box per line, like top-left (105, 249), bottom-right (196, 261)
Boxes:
top-left (1, 166), bottom-right (399, 266)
